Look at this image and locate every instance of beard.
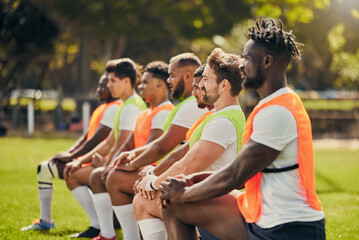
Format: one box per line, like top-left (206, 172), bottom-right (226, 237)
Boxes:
top-left (171, 77), bottom-right (185, 100)
top-left (202, 87), bottom-right (220, 105)
top-left (242, 66), bottom-right (265, 89)
top-left (197, 102), bottom-right (207, 109)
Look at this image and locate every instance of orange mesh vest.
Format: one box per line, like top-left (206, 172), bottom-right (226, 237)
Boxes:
top-left (87, 100), bottom-right (122, 140)
top-left (237, 92), bottom-right (322, 223)
top-left (133, 103), bottom-right (175, 148)
top-left (185, 111), bottom-right (215, 141)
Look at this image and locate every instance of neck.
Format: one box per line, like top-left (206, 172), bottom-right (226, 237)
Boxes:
top-left (206, 105), bottom-right (215, 111)
top-left (257, 73), bottom-right (287, 99)
top-left (104, 97), bottom-right (117, 103)
top-left (213, 94), bottom-right (239, 112)
top-left (182, 91), bottom-right (192, 100)
top-left (120, 88), bottom-right (135, 102)
top-left (149, 93), bottom-right (169, 109)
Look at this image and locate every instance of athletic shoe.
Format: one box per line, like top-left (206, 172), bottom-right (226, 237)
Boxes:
top-left (20, 219), bottom-right (55, 231)
top-left (91, 233), bottom-right (118, 240)
top-left (69, 226), bottom-right (100, 238)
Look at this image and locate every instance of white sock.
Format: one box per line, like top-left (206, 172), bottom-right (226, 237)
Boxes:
top-left (71, 186), bottom-right (100, 229)
top-left (113, 204), bottom-right (141, 240)
top-left (39, 188), bottom-right (53, 223)
top-left (92, 193), bottom-right (115, 238)
top-left (138, 218), bottom-right (167, 240)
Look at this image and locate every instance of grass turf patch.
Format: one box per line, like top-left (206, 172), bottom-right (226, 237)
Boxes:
top-left (0, 137), bottom-right (358, 239)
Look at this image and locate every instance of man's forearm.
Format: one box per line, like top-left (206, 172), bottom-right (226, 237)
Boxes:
top-left (182, 164), bottom-right (237, 203)
top-left (153, 143), bottom-right (189, 176)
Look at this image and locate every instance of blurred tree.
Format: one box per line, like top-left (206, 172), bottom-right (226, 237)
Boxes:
top-left (204, 0), bottom-right (359, 90)
top-left (250, 0), bottom-right (359, 90)
top-left (0, 0), bottom-right (59, 117)
top-left (29, 0), bottom-right (251, 96)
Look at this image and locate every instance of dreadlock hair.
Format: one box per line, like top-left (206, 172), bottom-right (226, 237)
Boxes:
top-left (248, 19), bottom-right (303, 62)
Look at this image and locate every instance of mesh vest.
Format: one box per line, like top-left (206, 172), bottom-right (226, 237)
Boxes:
top-left (133, 103), bottom-right (175, 148)
top-left (236, 92), bottom-right (322, 223)
top-left (87, 100), bottom-right (122, 139)
top-left (113, 95), bottom-right (147, 140)
top-left (188, 109), bottom-right (246, 154)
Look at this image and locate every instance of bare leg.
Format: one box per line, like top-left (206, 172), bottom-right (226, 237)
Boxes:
top-left (133, 193), bottom-right (167, 240)
top-left (106, 169), bottom-right (141, 205)
top-left (133, 192), bottom-right (161, 220)
top-left (66, 165), bottom-right (94, 190)
top-left (90, 167), bottom-right (107, 194)
top-left (65, 166), bottom-right (100, 230)
top-left (162, 194), bottom-right (249, 240)
top-left (107, 169), bottom-right (142, 240)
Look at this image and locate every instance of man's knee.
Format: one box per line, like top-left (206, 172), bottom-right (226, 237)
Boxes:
top-left (90, 167), bottom-right (105, 186)
top-left (105, 169), bottom-right (121, 191)
top-left (133, 194), bottom-right (148, 219)
top-left (37, 160), bottom-right (58, 189)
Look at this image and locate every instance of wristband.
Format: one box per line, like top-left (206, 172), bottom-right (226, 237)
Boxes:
top-left (145, 175), bottom-right (158, 191)
top-left (148, 169), bottom-right (155, 176)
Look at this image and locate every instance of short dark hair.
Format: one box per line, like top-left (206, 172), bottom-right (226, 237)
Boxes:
top-left (105, 58), bottom-right (137, 86)
top-left (169, 53), bottom-right (202, 68)
top-left (194, 64), bottom-right (206, 78)
top-left (248, 19), bottom-right (303, 61)
top-left (207, 48), bottom-right (242, 96)
top-left (144, 61), bottom-right (170, 89)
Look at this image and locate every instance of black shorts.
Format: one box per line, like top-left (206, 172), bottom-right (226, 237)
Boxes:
top-left (197, 227), bottom-right (221, 240)
top-left (245, 218), bottom-right (326, 240)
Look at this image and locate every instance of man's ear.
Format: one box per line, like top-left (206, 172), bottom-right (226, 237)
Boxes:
top-left (184, 70), bottom-right (193, 82)
top-left (264, 55), bottom-right (273, 69)
top-left (221, 79), bottom-right (230, 92)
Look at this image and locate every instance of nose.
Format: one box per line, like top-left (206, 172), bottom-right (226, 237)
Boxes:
top-left (167, 77), bottom-right (172, 85)
top-left (107, 81), bottom-right (111, 88)
top-left (198, 77), bottom-right (204, 88)
top-left (239, 59), bottom-right (244, 70)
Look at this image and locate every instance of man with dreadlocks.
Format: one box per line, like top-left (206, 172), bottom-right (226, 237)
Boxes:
top-left (159, 19), bottom-right (325, 240)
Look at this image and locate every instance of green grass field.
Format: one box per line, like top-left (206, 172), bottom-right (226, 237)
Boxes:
top-left (0, 137), bottom-right (358, 239)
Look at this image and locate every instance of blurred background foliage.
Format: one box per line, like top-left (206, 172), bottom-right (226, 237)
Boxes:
top-left (1, 0), bottom-right (359, 104)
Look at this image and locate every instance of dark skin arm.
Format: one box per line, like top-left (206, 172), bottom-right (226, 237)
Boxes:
top-left (69, 125), bottom-right (112, 158)
top-left (115, 124), bottom-right (189, 171)
top-left (159, 139), bottom-right (280, 204)
top-left (54, 124), bottom-right (112, 162)
top-left (67, 133), bottom-right (88, 153)
top-left (111, 129), bottom-right (164, 166)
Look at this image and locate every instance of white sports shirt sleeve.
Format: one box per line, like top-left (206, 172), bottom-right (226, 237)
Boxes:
top-left (99, 101), bottom-right (121, 128)
top-left (171, 98), bottom-right (208, 129)
top-left (119, 104), bottom-right (142, 131)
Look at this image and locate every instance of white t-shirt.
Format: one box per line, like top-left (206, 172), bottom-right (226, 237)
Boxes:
top-left (119, 95), bottom-right (143, 131)
top-left (250, 87), bottom-right (324, 228)
top-left (100, 100), bottom-right (122, 128)
top-left (151, 101), bottom-right (172, 130)
top-left (171, 98), bottom-right (208, 129)
top-left (200, 105), bottom-right (241, 171)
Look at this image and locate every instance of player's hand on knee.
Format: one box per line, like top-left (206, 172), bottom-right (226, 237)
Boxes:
top-left (112, 151), bottom-right (130, 168)
top-left (91, 153), bottom-right (104, 168)
top-left (63, 161), bottom-right (81, 180)
top-left (159, 177), bottom-right (187, 205)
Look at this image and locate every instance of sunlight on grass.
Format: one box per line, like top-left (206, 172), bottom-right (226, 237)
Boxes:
top-left (0, 137), bottom-right (358, 239)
